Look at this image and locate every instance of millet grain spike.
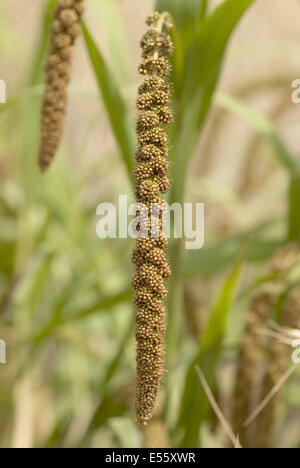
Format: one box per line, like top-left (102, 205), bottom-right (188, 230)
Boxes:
top-left (252, 287), bottom-right (300, 448)
top-left (133, 12), bottom-right (173, 426)
top-left (38, 0), bottom-right (85, 171)
top-left (231, 244), bottom-right (299, 448)
top-left (232, 290), bottom-right (274, 447)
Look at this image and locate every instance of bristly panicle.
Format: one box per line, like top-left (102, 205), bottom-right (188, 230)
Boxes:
top-left (252, 287), bottom-right (300, 448)
top-left (231, 291), bottom-right (274, 447)
top-left (38, 0), bottom-right (85, 172)
top-left (133, 12), bottom-right (173, 426)
top-left (231, 244), bottom-right (300, 448)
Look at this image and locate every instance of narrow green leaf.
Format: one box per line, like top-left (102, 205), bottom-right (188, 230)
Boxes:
top-left (32, 288), bottom-right (132, 344)
top-left (0, 85), bottom-right (44, 115)
top-left (89, 0), bottom-right (129, 83)
top-left (201, 247), bottom-right (247, 349)
top-left (185, 0), bottom-right (253, 100)
top-left (166, 2), bottom-right (253, 380)
top-left (70, 289), bottom-right (132, 323)
top-left (156, 1), bottom-right (208, 98)
top-left (82, 22), bottom-right (135, 183)
top-left (19, 0), bottom-right (56, 203)
top-left (177, 248), bottom-right (246, 447)
top-left (81, 317), bottom-right (134, 440)
top-left (170, 0), bottom-right (254, 204)
top-left (155, 0), bottom-right (208, 31)
top-left (182, 220), bottom-right (283, 276)
top-left (30, 0), bottom-right (57, 86)
top-left (102, 316), bottom-right (133, 387)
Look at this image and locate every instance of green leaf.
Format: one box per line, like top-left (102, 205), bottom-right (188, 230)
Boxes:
top-left (184, 0), bottom-right (253, 100)
top-left (89, 0), bottom-right (129, 83)
top-left (216, 92), bottom-right (298, 174)
top-left (201, 248), bottom-right (247, 349)
top-left (80, 317), bottom-right (134, 441)
top-left (32, 288), bottom-right (132, 344)
top-left (156, 1), bottom-right (208, 98)
top-left (182, 220), bottom-right (283, 276)
top-left (18, 0), bottom-right (56, 203)
top-left (155, 0), bottom-right (208, 31)
top-left (165, 1), bottom-right (254, 386)
top-left (170, 0), bottom-right (254, 204)
top-left (0, 85), bottom-right (44, 115)
top-left (82, 22), bottom-right (135, 183)
top-left (70, 288), bottom-right (133, 323)
top-left (177, 248), bottom-right (246, 447)
top-left (30, 0), bottom-right (57, 86)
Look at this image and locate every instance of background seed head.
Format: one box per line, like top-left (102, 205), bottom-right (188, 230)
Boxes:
top-left (38, 0), bottom-right (85, 172)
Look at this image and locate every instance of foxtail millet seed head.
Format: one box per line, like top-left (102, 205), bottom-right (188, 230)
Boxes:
top-left (38, 0), bottom-right (85, 172)
top-left (252, 285), bottom-right (300, 448)
top-left (231, 290), bottom-right (275, 448)
top-left (231, 244), bottom-right (300, 448)
top-left (133, 12), bottom-right (173, 426)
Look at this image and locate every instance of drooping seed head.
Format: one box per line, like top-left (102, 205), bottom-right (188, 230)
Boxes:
top-left (38, 0), bottom-right (85, 172)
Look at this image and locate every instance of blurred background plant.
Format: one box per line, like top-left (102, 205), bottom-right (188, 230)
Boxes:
top-left (0, 0), bottom-right (300, 448)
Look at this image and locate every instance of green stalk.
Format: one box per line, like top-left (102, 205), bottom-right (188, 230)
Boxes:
top-left (288, 174), bottom-right (300, 243)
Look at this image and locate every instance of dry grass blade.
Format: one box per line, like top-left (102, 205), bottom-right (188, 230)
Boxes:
top-left (194, 365), bottom-right (242, 449)
top-left (244, 363), bottom-right (298, 428)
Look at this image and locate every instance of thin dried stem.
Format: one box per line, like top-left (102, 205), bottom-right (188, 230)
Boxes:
top-left (195, 366), bottom-right (242, 449)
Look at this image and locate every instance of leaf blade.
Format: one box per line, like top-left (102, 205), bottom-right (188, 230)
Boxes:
top-left (82, 23), bottom-right (135, 183)
top-left (288, 174), bottom-right (300, 242)
top-left (170, 0), bottom-right (254, 204)
top-left (182, 219), bottom-right (283, 276)
top-left (177, 248), bottom-right (246, 447)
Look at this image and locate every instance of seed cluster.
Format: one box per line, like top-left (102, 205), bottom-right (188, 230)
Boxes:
top-left (133, 12), bottom-right (173, 426)
top-left (38, 0), bottom-right (85, 171)
top-left (232, 291), bottom-right (274, 447)
top-left (252, 287), bottom-right (300, 448)
top-left (232, 244), bottom-right (300, 448)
